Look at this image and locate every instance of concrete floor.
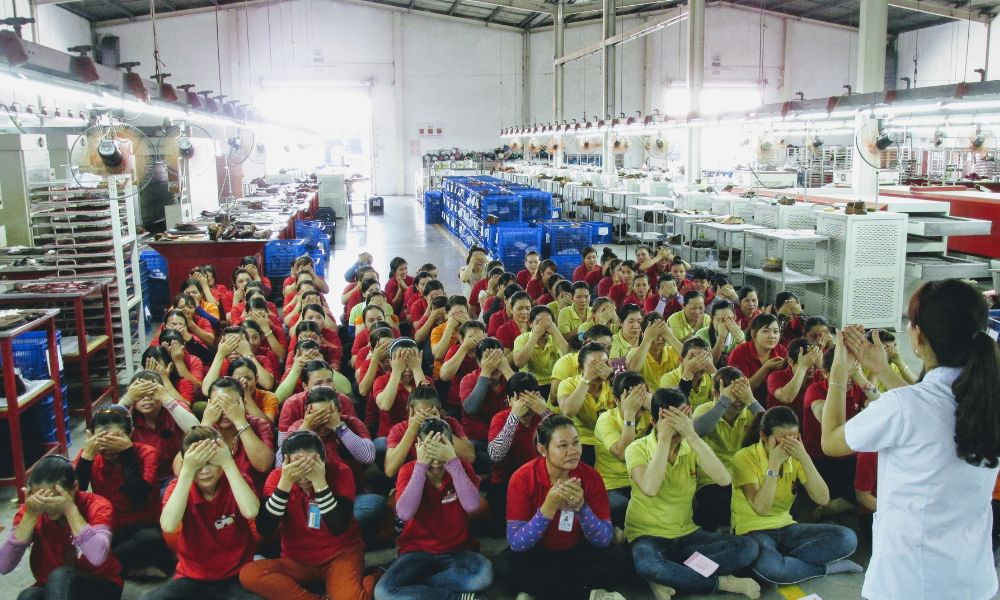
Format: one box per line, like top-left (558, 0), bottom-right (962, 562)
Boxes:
top-left (1, 195), bottom-right (995, 600)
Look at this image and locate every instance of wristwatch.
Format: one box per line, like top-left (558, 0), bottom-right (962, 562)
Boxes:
top-left (623, 420), bottom-right (636, 428)
top-left (766, 469), bottom-right (780, 479)
top-left (580, 378), bottom-right (592, 385)
top-left (335, 422), bottom-right (349, 435)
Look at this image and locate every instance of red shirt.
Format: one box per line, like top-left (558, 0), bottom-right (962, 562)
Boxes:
top-left (765, 366), bottom-right (819, 420)
top-left (496, 320), bottom-right (526, 350)
top-left (487, 409), bottom-right (541, 484)
top-left (284, 339), bottom-right (342, 373)
top-left (213, 284), bottom-right (233, 316)
top-left (220, 354), bottom-right (277, 380)
top-left (460, 370), bottom-right (509, 442)
top-left (597, 277), bottom-right (615, 298)
top-left (163, 474), bottom-right (257, 581)
top-left (526, 278), bottom-right (545, 300)
top-left (262, 462), bottom-right (362, 565)
top-left (537, 294), bottom-right (553, 306)
top-left (352, 328), bottom-right (373, 357)
top-left (387, 416), bottom-right (467, 463)
top-left (403, 287), bottom-right (419, 312)
top-left (131, 407), bottom-right (186, 481)
top-left (608, 283), bottom-right (629, 307)
top-left (225, 415), bottom-right (274, 492)
top-left (74, 443), bottom-right (159, 527)
top-left (516, 270), bottom-right (533, 289)
top-left (396, 460), bottom-right (479, 555)
top-left (507, 457), bottom-right (610, 550)
top-left (854, 452), bottom-right (877, 514)
top-left (644, 294), bottom-right (683, 318)
top-left (372, 375), bottom-right (434, 437)
top-left (385, 276), bottom-right (414, 315)
top-left (623, 293), bottom-right (652, 309)
top-left (468, 278), bottom-right (490, 314)
top-left (13, 491), bottom-right (123, 588)
top-left (288, 415), bottom-right (371, 491)
top-left (735, 308), bottom-right (761, 331)
top-left (442, 345), bottom-right (479, 411)
top-left (779, 315), bottom-right (805, 347)
top-left (342, 287), bottom-right (363, 322)
top-left (487, 310), bottom-right (511, 337)
top-left (278, 390), bottom-right (357, 433)
top-left (230, 301), bottom-right (279, 326)
top-left (727, 341), bottom-right (788, 404)
top-left (645, 263), bottom-right (664, 281)
top-left (572, 265), bottom-right (601, 286)
top-left (407, 297), bottom-right (428, 324)
top-left (802, 379), bottom-right (864, 458)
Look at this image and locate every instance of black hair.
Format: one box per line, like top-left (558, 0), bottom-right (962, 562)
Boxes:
top-left (497, 273), bottom-right (517, 288)
top-left (641, 311), bottom-right (664, 331)
top-left (412, 271), bottom-right (432, 293)
top-left (612, 371), bottom-right (646, 400)
top-left (682, 290), bottom-right (704, 305)
top-left (690, 267), bottom-right (710, 282)
top-left (459, 320), bottom-right (486, 338)
top-left (657, 273), bottom-right (677, 286)
top-left (620, 260), bottom-right (637, 273)
top-left (503, 284), bottom-right (524, 301)
top-left (554, 280), bottom-right (573, 297)
top-left (300, 359), bottom-right (334, 384)
top-left (159, 329), bottom-right (185, 346)
top-left (604, 258), bottom-right (622, 277)
top-left (227, 357), bottom-right (258, 379)
top-left (488, 266), bottom-right (505, 278)
top-left (546, 273), bottom-right (564, 290)
top-left (536, 414), bottom-right (576, 447)
top-left (582, 246), bottom-right (597, 258)
top-left (577, 341), bottom-right (609, 371)
top-left (446, 295), bottom-right (469, 311)
top-left (572, 281), bottom-right (591, 293)
top-left (804, 316), bottom-right (831, 334)
top-left (708, 300), bottom-right (736, 347)
top-left (181, 426), bottom-right (221, 455)
top-left (301, 304), bottom-right (326, 320)
top-left (369, 327), bottom-right (395, 348)
top-left (305, 386), bottom-right (342, 410)
top-left (772, 291), bottom-right (798, 311)
top-left (418, 417), bottom-right (454, 441)
top-left (232, 268), bottom-right (251, 285)
top-left (651, 388), bottom-right (689, 422)
top-left (281, 430), bottom-right (326, 461)
top-left (787, 338), bottom-right (812, 362)
top-left (362, 304), bottom-right (386, 320)
top-left (408, 385), bottom-right (440, 407)
top-left (295, 320), bottom-right (322, 337)
top-left (585, 324), bottom-right (614, 341)
top-left (713, 366), bottom-right (746, 393)
top-left (821, 345), bottom-right (836, 372)
top-left (163, 309), bottom-right (187, 326)
top-left (431, 296), bottom-right (449, 310)
top-left (358, 279), bottom-right (379, 295)
top-left (534, 259), bottom-right (557, 282)
top-left (909, 279), bottom-right (1000, 467)
top-left (749, 313), bottom-right (779, 338)
top-left (509, 290), bottom-right (532, 308)
top-left (422, 279), bottom-right (444, 297)
top-left (600, 247), bottom-right (617, 262)
top-left (524, 250), bottom-right (540, 260)
top-left (743, 406), bottom-right (799, 447)
top-left (208, 376), bottom-right (242, 399)
top-left (222, 325), bottom-right (249, 341)
top-left (389, 257), bottom-right (407, 276)
top-left (239, 256), bottom-right (260, 268)
top-left (617, 303), bottom-right (642, 323)
top-left (27, 455), bottom-right (76, 489)
top-left (130, 368), bottom-right (164, 386)
top-left (508, 371), bottom-right (540, 397)
top-left (529, 305), bottom-right (553, 322)
top-left (465, 246), bottom-right (487, 265)
top-left (476, 337), bottom-right (503, 361)
top-left (296, 339), bottom-right (320, 354)
top-left (389, 338), bottom-right (417, 356)
top-left (247, 297), bottom-right (269, 311)
top-left (180, 278), bottom-right (202, 294)
top-left (680, 336), bottom-right (710, 357)
top-left (869, 329), bottom-right (895, 344)
top-left (140, 347), bottom-right (171, 371)
top-left (92, 405), bottom-right (133, 434)
top-left (171, 293), bottom-right (196, 309)
top-left (242, 320), bottom-right (264, 339)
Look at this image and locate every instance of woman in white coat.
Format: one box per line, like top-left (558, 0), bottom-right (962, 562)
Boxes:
top-left (821, 279), bottom-right (1000, 600)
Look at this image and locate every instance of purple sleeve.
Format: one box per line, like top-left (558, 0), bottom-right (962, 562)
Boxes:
top-left (74, 525), bottom-right (112, 566)
top-left (488, 412), bottom-right (519, 463)
top-left (443, 459), bottom-right (480, 513)
top-left (337, 427), bottom-right (376, 465)
top-left (0, 535), bottom-right (30, 574)
top-left (395, 463), bottom-right (428, 522)
top-left (274, 431), bottom-right (286, 467)
top-left (507, 510), bottom-right (552, 552)
top-left (577, 503), bottom-right (613, 548)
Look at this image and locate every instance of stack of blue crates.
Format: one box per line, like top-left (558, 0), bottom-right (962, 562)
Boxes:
top-left (424, 191), bottom-right (444, 224)
top-left (2, 331), bottom-right (70, 448)
top-left (490, 223), bottom-right (543, 273)
top-left (264, 240), bottom-right (308, 282)
top-left (139, 249), bottom-right (169, 320)
top-left (542, 222), bottom-right (591, 259)
top-left (295, 220), bottom-right (331, 254)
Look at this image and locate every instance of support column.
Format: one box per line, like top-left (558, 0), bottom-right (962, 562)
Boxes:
top-left (852, 0), bottom-right (888, 201)
top-left (522, 31), bottom-right (531, 129)
top-left (602, 0), bottom-right (616, 177)
top-left (685, 0), bottom-right (704, 184)
top-left (393, 12), bottom-right (406, 195)
top-left (554, 0), bottom-right (565, 167)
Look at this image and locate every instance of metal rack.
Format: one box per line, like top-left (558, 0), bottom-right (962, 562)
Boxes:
top-left (742, 229), bottom-right (831, 311)
top-left (18, 176), bottom-right (146, 378)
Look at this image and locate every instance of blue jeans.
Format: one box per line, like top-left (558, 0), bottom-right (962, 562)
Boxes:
top-left (374, 551), bottom-right (493, 600)
top-left (17, 567), bottom-right (122, 600)
top-left (355, 493), bottom-right (387, 541)
top-left (374, 436), bottom-right (388, 467)
top-left (631, 529), bottom-right (760, 594)
top-left (747, 523), bottom-right (858, 584)
top-left (608, 487), bottom-right (630, 529)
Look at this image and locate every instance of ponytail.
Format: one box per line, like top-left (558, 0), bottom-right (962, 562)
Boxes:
top-left (742, 412), bottom-right (765, 448)
top-left (742, 405), bottom-right (798, 448)
top-left (953, 331), bottom-right (1000, 468)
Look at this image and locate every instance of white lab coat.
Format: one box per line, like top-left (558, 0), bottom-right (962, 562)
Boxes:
top-left (845, 366), bottom-right (999, 600)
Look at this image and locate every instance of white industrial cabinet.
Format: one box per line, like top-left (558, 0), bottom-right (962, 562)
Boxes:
top-left (318, 173), bottom-right (346, 215)
top-left (710, 195), bottom-right (756, 221)
top-left (809, 211), bottom-right (908, 329)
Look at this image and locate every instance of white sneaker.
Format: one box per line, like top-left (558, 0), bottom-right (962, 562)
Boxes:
top-left (589, 590), bottom-right (626, 600)
top-left (515, 594), bottom-right (536, 600)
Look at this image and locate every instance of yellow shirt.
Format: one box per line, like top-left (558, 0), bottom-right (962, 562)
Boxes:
top-left (556, 375), bottom-right (614, 446)
top-left (550, 352), bottom-right (579, 384)
top-left (624, 433), bottom-right (701, 541)
top-left (660, 366), bottom-right (714, 408)
top-left (594, 407), bottom-right (653, 491)
top-left (558, 306), bottom-right (591, 336)
top-left (730, 441), bottom-right (807, 535)
top-left (200, 300), bottom-right (221, 320)
top-left (609, 332), bottom-right (640, 360)
top-left (666, 311), bottom-right (710, 341)
top-left (512, 332), bottom-right (563, 386)
top-left (579, 321), bottom-right (620, 336)
top-left (865, 363), bottom-right (905, 393)
top-left (630, 346), bottom-right (680, 390)
top-left (691, 401), bottom-right (756, 486)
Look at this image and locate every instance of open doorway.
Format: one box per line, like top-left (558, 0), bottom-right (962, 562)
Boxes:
top-left (254, 82), bottom-right (374, 194)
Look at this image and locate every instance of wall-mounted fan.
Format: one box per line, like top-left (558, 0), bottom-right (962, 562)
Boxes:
top-left (527, 138), bottom-right (543, 155)
top-left (509, 138), bottom-right (524, 152)
top-left (545, 136), bottom-right (562, 154)
top-left (247, 142), bottom-right (267, 165)
top-left (611, 136), bottom-right (630, 155)
top-left (805, 134), bottom-right (824, 159)
top-left (855, 115), bottom-right (895, 169)
top-left (643, 134), bottom-right (669, 160)
top-left (156, 121), bottom-right (215, 177)
top-left (69, 120), bottom-right (156, 199)
top-left (751, 133), bottom-right (787, 165)
top-left (225, 128), bottom-right (256, 167)
top-left (966, 125), bottom-right (995, 158)
top-left (579, 136), bottom-right (602, 154)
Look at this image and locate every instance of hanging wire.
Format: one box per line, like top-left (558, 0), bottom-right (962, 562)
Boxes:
top-left (148, 0), bottom-right (166, 77)
top-left (758, 0), bottom-right (766, 101)
top-left (266, 1), bottom-right (274, 69)
top-left (963, 18), bottom-right (972, 81)
top-left (244, 0), bottom-right (252, 105)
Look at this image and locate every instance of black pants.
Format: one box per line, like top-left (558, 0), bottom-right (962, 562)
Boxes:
top-left (495, 543), bottom-right (638, 600)
top-left (813, 455), bottom-right (857, 503)
top-left (693, 484), bottom-right (732, 532)
top-left (17, 567), bottom-right (122, 600)
top-left (113, 523), bottom-right (176, 575)
top-left (482, 480), bottom-right (509, 537)
top-left (581, 444), bottom-right (596, 467)
top-left (993, 500), bottom-right (1000, 551)
top-left (138, 576), bottom-right (264, 600)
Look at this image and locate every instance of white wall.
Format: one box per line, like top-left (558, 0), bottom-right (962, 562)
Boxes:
top-left (897, 17), bottom-right (997, 88)
top-left (96, 1), bottom-right (524, 195)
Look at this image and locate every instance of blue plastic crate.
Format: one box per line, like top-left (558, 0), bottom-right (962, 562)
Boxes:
top-left (309, 248), bottom-right (327, 279)
top-left (1, 331), bottom-right (63, 380)
top-left (518, 192), bottom-right (553, 221)
top-left (39, 387), bottom-right (70, 445)
top-left (491, 223), bottom-right (543, 260)
top-left (552, 253), bottom-right (583, 278)
top-left (585, 221), bottom-right (614, 244)
top-left (542, 222), bottom-right (592, 258)
top-left (478, 194), bottom-right (522, 221)
top-left (264, 239), bottom-right (308, 277)
top-left (139, 249), bottom-right (167, 279)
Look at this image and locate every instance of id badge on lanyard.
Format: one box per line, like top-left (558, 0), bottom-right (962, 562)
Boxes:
top-left (307, 502), bottom-right (322, 529)
top-left (557, 508), bottom-right (575, 532)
